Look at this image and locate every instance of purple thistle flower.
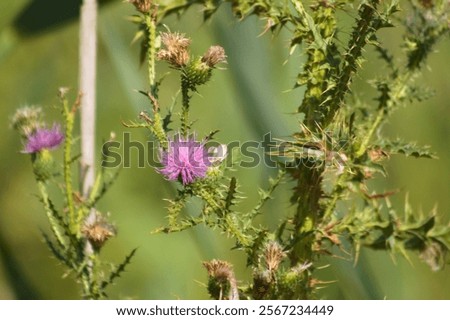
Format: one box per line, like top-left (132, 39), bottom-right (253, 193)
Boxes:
top-left (158, 134), bottom-right (211, 185)
top-left (23, 124), bottom-right (64, 154)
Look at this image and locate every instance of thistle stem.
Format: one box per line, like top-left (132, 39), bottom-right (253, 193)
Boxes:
top-left (180, 82), bottom-right (190, 136)
top-left (62, 98), bottom-right (76, 234)
top-left (145, 14), bottom-right (157, 95)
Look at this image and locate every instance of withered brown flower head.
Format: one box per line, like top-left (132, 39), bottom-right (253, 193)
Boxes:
top-left (157, 32), bottom-right (191, 67)
top-left (11, 106), bottom-right (43, 138)
top-left (161, 32), bottom-right (191, 51)
top-left (128, 0), bottom-right (152, 13)
top-left (82, 212), bottom-right (116, 250)
top-left (420, 242), bottom-right (446, 271)
top-left (264, 241), bottom-right (286, 272)
top-left (202, 259), bottom-right (233, 281)
top-left (201, 46), bottom-right (227, 68)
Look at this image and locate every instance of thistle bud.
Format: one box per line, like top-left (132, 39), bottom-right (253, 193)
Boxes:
top-left (157, 32), bottom-right (191, 67)
top-left (201, 46), bottom-right (227, 68)
top-left (82, 212), bottom-right (116, 251)
top-left (182, 58), bottom-right (212, 89)
top-left (19, 124), bottom-right (65, 181)
top-left (11, 106), bottom-right (43, 138)
top-left (252, 270), bottom-right (272, 299)
top-left (203, 259), bottom-right (238, 300)
top-left (31, 149), bottom-right (55, 181)
top-left (128, 0), bottom-right (152, 14)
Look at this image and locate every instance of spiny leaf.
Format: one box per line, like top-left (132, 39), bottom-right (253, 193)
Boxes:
top-left (88, 168), bottom-right (121, 208)
top-left (225, 177), bottom-right (238, 211)
top-left (42, 232), bottom-right (70, 267)
top-left (101, 248), bottom-right (138, 291)
top-left (247, 169), bottom-right (286, 219)
top-left (376, 139), bottom-right (437, 159)
top-left (36, 183), bottom-right (69, 250)
top-left (121, 119), bottom-right (148, 128)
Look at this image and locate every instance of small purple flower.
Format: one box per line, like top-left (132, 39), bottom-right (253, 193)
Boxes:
top-left (158, 134), bottom-right (211, 185)
top-left (23, 124), bottom-right (64, 154)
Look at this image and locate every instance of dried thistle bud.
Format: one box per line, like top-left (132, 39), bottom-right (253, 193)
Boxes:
top-left (201, 46), bottom-right (227, 68)
top-left (157, 49), bottom-right (190, 67)
top-left (203, 259), bottom-right (233, 281)
top-left (264, 241), bottom-right (286, 273)
top-left (11, 106), bottom-right (43, 138)
top-left (128, 0), bottom-right (152, 13)
top-left (160, 32), bottom-right (191, 51)
top-left (420, 241), bottom-right (447, 271)
top-left (252, 270), bottom-right (272, 299)
top-left (58, 87), bottom-right (70, 99)
top-left (203, 259), bottom-right (239, 300)
top-left (157, 32), bottom-right (191, 67)
top-left (82, 212), bottom-right (116, 250)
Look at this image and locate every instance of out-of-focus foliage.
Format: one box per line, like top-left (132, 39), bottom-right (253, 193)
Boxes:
top-left (1, 0), bottom-right (450, 299)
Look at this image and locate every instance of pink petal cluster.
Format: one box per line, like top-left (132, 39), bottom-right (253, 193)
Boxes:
top-left (158, 135), bottom-right (210, 185)
top-left (23, 125), bottom-right (64, 154)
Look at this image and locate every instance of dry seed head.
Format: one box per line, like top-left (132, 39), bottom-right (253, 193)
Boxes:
top-left (160, 32), bottom-right (191, 50)
top-left (82, 212), bottom-right (116, 250)
top-left (420, 242), bottom-right (446, 271)
top-left (157, 32), bottom-right (191, 67)
top-left (201, 46), bottom-right (227, 67)
top-left (157, 49), bottom-right (190, 67)
top-left (264, 241), bottom-right (286, 272)
top-left (203, 259), bottom-right (233, 282)
top-left (128, 0), bottom-right (152, 13)
top-left (11, 106), bottom-right (43, 138)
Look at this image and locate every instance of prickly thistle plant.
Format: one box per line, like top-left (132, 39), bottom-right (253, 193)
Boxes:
top-left (12, 90), bottom-right (135, 299)
top-left (126, 0), bottom-right (450, 300)
top-left (11, 0), bottom-right (449, 300)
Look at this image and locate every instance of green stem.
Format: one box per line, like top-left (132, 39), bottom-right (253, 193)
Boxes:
top-left (356, 107), bottom-right (384, 158)
top-left (323, 173), bottom-right (347, 219)
top-left (180, 82), bottom-right (190, 136)
top-left (62, 98), bottom-right (77, 235)
top-left (37, 181), bottom-right (68, 249)
top-left (356, 70), bottom-right (412, 158)
top-left (325, 0), bottom-right (381, 126)
top-left (145, 14), bottom-right (157, 95)
top-left (196, 187), bottom-right (251, 247)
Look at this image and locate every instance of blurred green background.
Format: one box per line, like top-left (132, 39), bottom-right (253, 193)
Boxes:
top-left (1, 0), bottom-right (449, 299)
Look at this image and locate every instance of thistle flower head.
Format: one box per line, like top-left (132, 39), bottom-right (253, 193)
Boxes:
top-left (23, 124), bottom-right (64, 154)
top-left (158, 134), bottom-right (210, 185)
top-left (203, 259), bottom-right (234, 282)
top-left (157, 32), bottom-right (191, 67)
top-left (11, 106), bottom-right (43, 138)
top-left (82, 212), bottom-right (116, 251)
top-left (161, 32), bottom-right (191, 51)
top-left (128, 0), bottom-right (152, 13)
top-left (203, 259), bottom-right (238, 300)
top-left (201, 46), bottom-right (227, 68)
